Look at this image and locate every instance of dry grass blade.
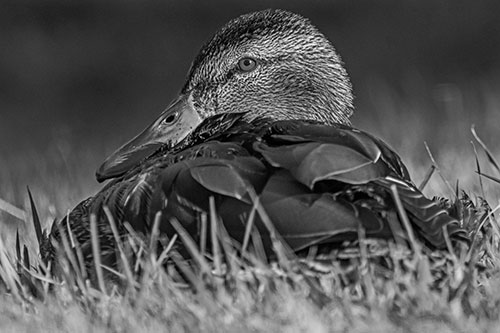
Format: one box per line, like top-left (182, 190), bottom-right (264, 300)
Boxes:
top-left (424, 142), bottom-right (456, 197)
top-left (418, 165), bottom-right (436, 191)
top-left (54, 221), bottom-right (84, 285)
top-left (133, 245), bottom-right (145, 274)
top-left (250, 227), bottom-right (267, 264)
top-left (471, 141), bottom-right (485, 198)
top-left (22, 245), bottom-right (30, 270)
top-left (241, 195), bottom-right (258, 257)
top-left (169, 250), bottom-right (204, 291)
top-left (52, 225), bottom-right (89, 298)
top-left (390, 185), bottom-right (420, 255)
top-left (215, 214), bottom-right (240, 275)
top-left (20, 264), bottom-right (58, 286)
top-left (442, 225), bottom-right (457, 261)
top-left (103, 206), bottom-right (134, 286)
top-left (15, 230), bottom-right (21, 271)
top-left (477, 171), bottom-right (500, 185)
top-left (90, 213), bottom-right (107, 295)
top-left (248, 189), bottom-right (294, 268)
top-left (209, 196), bottom-right (222, 276)
top-left (467, 201), bottom-right (500, 263)
top-left (37, 258), bottom-right (53, 295)
top-left (471, 124), bottom-right (500, 175)
top-left (357, 226), bottom-right (375, 302)
top-left (156, 234), bottom-right (178, 265)
top-left (486, 202), bottom-right (500, 240)
top-left (27, 187), bottom-right (43, 245)
top-left (101, 264), bottom-right (139, 288)
top-left (149, 211), bottom-right (162, 258)
top-left (65, 217), bottom-right (88, 281)
top-left (65, 211), bottom-right (76, 248)
top-left (0, 237), bottom-right (22, 301)
top-left (200, 213), bottom-right (207, 256)
top-left (169, 217), bottom-right (211, 275)
top-left (0, 197), bottom-right (26, 221)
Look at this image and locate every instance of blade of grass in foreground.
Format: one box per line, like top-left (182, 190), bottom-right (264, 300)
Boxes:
top-left (424, 142), bottom-right (455, 197)
top-left (200, 213), bottom-right (207, 257)
top-left (103, 206), bottom-right (134, 287)
top-left (418, 165), bottom-right (436, 191)
top-left (471, 125), bottom-right (500, 175)
top-left (15, 230), bottom-right (21, 272)
top-left (208, 197), bottom-right (223, 277)
top-left (241, 195), bottom-right (258, 258)
top-left (390, 185), bottom-right (421, 256)
top-left (54, 220), bottom-right (86, 292)
top-left (27, 187), bottom-right (43, 246)
top-left (90, 214), bottom-right (107, 295)
top-left (0, 197), bottom-right (25, 221)
top-left (477, 171), bottom-right (500, 185)
top-left (471, 141), bottom-right (485, 198)
top-left (0, 236), bottom-right (22, 302)
top-left (169, 217), bottom-right (211, 275)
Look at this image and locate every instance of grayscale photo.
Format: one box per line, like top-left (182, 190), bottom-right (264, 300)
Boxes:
top-left (1, 1), bottom-right (499, 331)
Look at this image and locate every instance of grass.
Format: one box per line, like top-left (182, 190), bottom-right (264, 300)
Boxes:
top-left (1, 80), bottom-right (500, 332)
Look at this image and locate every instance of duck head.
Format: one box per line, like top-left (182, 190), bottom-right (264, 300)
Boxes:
top-left (96, 9), bottom-right (354, 182)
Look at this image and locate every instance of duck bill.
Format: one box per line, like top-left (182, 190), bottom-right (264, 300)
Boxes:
top-left (96, 94), bottom-right (202, 182)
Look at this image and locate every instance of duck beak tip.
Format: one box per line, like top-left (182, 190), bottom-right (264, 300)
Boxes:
top-left (95, 94), bottom-right (202, 182)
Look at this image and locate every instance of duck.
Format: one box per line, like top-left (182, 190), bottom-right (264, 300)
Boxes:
top-left (41, 9), bottom-right (467, 274)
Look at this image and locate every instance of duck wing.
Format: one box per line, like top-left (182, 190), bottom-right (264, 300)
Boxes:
top-left (50, 120), bottom-right (467, 266)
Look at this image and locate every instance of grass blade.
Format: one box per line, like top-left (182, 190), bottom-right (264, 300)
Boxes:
top-left (418, 165), bottom-right (435, 191)
top-left (0, 197), bottom-right (26, 221)
top-left (246, 188), bottom-right (294, 267)
top-left (65, 216), bottom-right (87, 281)
top-left (250, 227), bottom-right (267, 264)
top-left (156, 234), bottom-right (178, 265)
top-left (0, 236), bottom-right (22, 301)
top-left (103, 206), bottom-right (134, 287)
top-left (27, 187), bottom-right (43, 246)
top-left (169, 217), bottom-right (211, 275)
top-left (15, 230), bottom-right (21, 272)
top-left (215, 213), bottom-right (240, 275)
top-left (471, 141), bottom-right (485, 198)
top-left (357, 226), bottom-right (375, 302)
top-left (54, 220), bottom-right (86, 291)
top-left (149, 211), bottom-right (162, 258)
top-left (200, 213), bottom-right (207, 257)
top-left (477, 171), bottom-right (500, 184)
top-left (90, 214), bottom-right (107, 295)
top-left (424, 142), bottom-right (455, 197)
top-left (23, 245), bottom-right (30, 270)
top-left (241, 195), bottom-right (258, 257)
top-left (209, 196), bottom-right (222, 276)
top-left (471, 124), bottom-right (500, 175)
top-left (169, 250), bottom-right (204, 291)
top-left (390, 184), bottom-right (420, 255)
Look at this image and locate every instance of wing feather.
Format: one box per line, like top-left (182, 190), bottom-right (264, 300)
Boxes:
top-left (49, 119), bottom-right (467, 273)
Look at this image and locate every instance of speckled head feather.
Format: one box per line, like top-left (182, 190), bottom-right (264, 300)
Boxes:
top-left (184, 9), bottom-right (353, 124)
top-left (96, 9), bottom-right (354, 181)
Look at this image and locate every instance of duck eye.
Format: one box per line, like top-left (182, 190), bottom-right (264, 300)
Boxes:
top-left (162, 112), bottom-right (179, 125)
top-left (237, 57), bottom-right (257, 72)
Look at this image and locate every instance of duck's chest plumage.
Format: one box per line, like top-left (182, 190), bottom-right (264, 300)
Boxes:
top-left (50, 119), bottom-right (466, 265)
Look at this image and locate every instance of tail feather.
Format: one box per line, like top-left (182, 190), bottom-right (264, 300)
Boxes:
top-left (375, 177), bottom-right (467, 248)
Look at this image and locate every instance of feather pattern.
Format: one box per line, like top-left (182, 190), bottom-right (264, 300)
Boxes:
top-left (42, 9), bottom-right (468, 276)
top-left (46, 119), bottom-right (467, 271)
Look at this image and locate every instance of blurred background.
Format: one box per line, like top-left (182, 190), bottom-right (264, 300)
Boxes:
top-left (1, 0), bottom-right (500, 212)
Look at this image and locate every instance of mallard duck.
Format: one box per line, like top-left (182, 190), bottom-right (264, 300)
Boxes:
top-left (42, 9), bottom-right (466, 273)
